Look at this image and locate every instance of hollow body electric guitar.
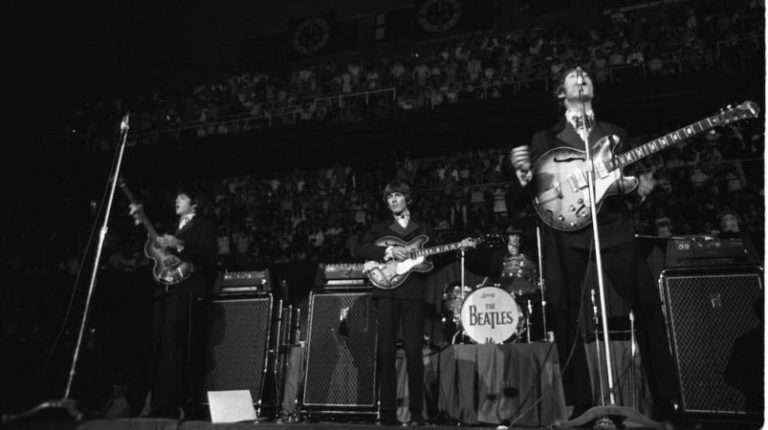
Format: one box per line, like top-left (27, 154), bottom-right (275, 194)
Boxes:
top-left (119, 180), bottom-right (194, 285)
top-left (532, 101), bottom-right (759, 231)
top-left (363, 235), bottom-right (485, 290)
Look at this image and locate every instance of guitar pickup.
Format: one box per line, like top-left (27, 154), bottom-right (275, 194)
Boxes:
top-left (535, 182), bottom-right (561, 204)
top-left (568, 172), bottom-right (588, 192)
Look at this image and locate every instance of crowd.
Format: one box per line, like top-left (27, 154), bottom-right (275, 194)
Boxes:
top-left (66, 0), bottom-right (764, 147)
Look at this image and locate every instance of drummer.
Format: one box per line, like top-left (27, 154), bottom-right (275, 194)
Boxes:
top-left (500, 233), bottom-right (539, 297)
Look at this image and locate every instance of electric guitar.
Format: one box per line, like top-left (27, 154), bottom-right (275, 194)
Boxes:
top-left (532, 101), bottom-right (759, 231)
top-left (363, 234), bottom-right (498, 290)
top-left (119, 179), bottom-right (194, 285)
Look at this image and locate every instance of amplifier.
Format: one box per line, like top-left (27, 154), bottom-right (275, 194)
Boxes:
top-left (216, 270), bottom-right (271, 294)
top-left (665, 236), bottom-right (757, 268)
top-left (660, 266), bottom-right (764, 415)
top-left (322, 263), bottom-right (366, 280)
top-left (321, 263), bottom-right (369, 290)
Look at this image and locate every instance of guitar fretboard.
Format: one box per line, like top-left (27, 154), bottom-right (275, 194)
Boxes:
top-left (606, 102), bottom-right (757, 172)
top-left (411, 240), bottom-right (472, 258)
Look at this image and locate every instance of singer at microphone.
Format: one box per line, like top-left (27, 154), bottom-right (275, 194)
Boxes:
top-left (510, 66), bottom-right (681, 422)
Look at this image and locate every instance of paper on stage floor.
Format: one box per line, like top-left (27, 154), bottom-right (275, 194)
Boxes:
top-left (207, 390), bottom-right (257, 423)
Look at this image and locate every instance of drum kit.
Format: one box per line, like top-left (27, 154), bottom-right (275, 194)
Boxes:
top-left (441, 233), bottom-right (547, 344)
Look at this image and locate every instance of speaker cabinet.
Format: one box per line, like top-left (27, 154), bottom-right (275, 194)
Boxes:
top-left (202, 295), bottom-right (274, 406)
top-left (303, 292), bottom-right (378, 411)
top-left (660, 267), bottom-right (764, 414)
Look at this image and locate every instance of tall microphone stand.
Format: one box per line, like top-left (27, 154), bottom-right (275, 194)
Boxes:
top-left (2, 115), bottom-right (131, 424)
top-left (553, 70), bottom-right (662, 430)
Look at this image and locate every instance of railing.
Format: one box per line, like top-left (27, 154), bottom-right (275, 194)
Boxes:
top-left (89, 29), bottom-right (763, 150)
top-left (119, 87), bottom-right (398, 146)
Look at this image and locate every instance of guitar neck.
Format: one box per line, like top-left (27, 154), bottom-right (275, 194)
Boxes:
top-left (118, 179), bottom-right (160, 239)
top-left (609, 111), bottom-right (734, 171)
top-left (135, 213), bottom-right (160, 239)
top-left (413, 240), bottom-right (470, 258)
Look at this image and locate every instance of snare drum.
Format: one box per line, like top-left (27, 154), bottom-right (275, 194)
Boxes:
top-left (500, 254), bottom-right (539, 296)
top-left (459, 286), bottom-right (524, 344)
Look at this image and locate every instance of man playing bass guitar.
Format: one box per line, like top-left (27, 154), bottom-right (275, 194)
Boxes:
top-left (510, 67), bottom-right (681, 424)
top-left (132, 187), bottom-right (217, 419)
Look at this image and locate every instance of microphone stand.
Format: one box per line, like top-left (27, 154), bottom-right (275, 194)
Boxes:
top-left (535, 226), bottom-right (548, 341)
top-left (552, 70), bottom-right (662, 430)
top-left (2, 115), bottom-right (131, 424)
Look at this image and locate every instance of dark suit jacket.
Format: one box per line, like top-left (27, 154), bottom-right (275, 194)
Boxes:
top-left (527, 118), bottom-right (637, 249)
top-left (357, 217), bottom-right (435, 300)
top-left (170, 215), bottom-right (218, 298)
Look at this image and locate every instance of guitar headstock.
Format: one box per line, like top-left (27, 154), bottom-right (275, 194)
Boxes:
top-left (128, 203), bottom-right (145, 226)
top-left (720, 101), bottom-right (760, 125)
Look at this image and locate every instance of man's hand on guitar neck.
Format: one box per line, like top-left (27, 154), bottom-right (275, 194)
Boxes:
top-left (637, 170), bottom-right (656, 203)
top-left (128, 204), bottom-right (142, 226)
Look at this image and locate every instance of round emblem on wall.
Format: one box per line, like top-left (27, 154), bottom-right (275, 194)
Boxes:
top-left (292, 17), bottom-right (331, 55)
top-left (418, 0), bottom-right (462, 33)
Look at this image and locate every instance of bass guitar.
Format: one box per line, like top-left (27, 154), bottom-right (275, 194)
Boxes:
top-left (119, 179), bottom-right (194, 285)
top-left (363, 234), bottom-right (496, 290)
top-left (532, 101), bottom-right (759, 231)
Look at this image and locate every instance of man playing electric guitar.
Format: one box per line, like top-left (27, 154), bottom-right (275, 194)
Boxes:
top-left (357, 181), bottom-right (433, 426)
top-left (510, 67), bottom-right (681, 424)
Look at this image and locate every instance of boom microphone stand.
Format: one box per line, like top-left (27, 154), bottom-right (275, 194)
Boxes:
top-left (2, 115), bottom-right (131, 424)
top-left (553, 69), bottom-right (662, 430)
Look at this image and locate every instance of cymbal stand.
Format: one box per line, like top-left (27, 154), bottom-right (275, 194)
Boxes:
top-left (525, 300), bottom-right (532, 343)
top-left (451, 248), bottom-right (469, 344)
top-left (1, 114), bottom-right (131, 424)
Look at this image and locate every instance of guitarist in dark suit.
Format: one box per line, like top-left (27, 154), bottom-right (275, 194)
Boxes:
top-left (142, 188), bottom-right (218, 418)
top-left (510, 67), bottom-right (681, 423)
top-left (358, 181), bottom-right (434, 426)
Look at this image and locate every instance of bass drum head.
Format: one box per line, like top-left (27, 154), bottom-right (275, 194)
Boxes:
top-left (460, 286), bottom-right (523, 344)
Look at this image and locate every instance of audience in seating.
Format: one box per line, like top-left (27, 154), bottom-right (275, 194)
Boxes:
top-left (65, 0), bottom-right (763, 147)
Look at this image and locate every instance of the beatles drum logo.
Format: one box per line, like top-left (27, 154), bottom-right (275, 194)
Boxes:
top-left (460, 287), bottom-right (521, 343)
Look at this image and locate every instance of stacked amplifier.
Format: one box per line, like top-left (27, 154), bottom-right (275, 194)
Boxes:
top-left (659, 236), bottom-right (763, 416)
top-left (202, 270), bottom-right (301, 418)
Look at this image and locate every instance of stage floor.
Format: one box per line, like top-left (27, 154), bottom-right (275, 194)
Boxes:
top-left (3, 413), bottom-right (766, 430)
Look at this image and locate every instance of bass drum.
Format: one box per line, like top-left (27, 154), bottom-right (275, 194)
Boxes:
top-left (459, 286), bottom-right (524, 344)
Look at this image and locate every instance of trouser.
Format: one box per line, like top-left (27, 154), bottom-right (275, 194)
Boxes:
top-left (375, 297), bottom-right (425, 417)
top-left (543, 240), bottom-right (680, 407)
